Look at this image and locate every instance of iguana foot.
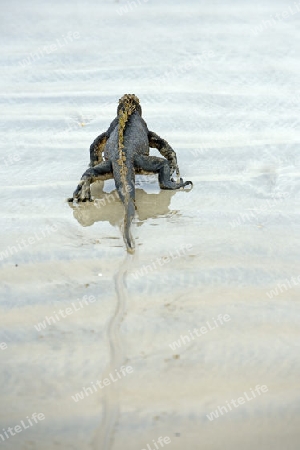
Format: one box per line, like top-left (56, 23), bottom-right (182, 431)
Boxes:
top-left (166, 177), bottom-right (193, 190)
top-left (70, 178), bottom-right (93, 202)
top-left (68, 161), bottom-right (113, 202)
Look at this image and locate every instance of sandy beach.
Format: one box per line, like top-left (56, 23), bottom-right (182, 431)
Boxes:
top-left (1, 0), bottom-right (300, 449)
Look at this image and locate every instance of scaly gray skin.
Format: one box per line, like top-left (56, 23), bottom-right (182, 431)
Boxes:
top-left (69, 97), bottom-right (192, 252)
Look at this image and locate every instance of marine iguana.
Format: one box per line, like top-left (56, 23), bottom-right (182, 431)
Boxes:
top-left (69, 94), bottom-right (192, 252)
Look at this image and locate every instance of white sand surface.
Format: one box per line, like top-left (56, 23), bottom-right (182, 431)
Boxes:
top-left (0, 0), bottom-right (300, 449)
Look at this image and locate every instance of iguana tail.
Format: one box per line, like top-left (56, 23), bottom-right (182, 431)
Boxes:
top-left (115, 94), bottom-right (141, 253)
top-left (112, 161), bottom-right (135, 253)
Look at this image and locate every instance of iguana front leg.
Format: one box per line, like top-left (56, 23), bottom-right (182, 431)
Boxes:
top-left (89, 117), bottom-right (118, 167)
top-left (89, 132), bottom-right (107, 167)
top-left (148, 131), bottom-right (180, 182)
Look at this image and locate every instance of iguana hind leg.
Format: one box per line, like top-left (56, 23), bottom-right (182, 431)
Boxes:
top-left (69, 160), bottom-right (113, 202)
top-left (134, 155), bottom-right (192, 190)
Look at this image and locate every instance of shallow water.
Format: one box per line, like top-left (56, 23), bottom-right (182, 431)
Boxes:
top-left (1, 0), bottom-right (300, 449)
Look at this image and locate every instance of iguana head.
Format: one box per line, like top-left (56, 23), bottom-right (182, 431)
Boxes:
top-left (117, 94), bottom-right (142, 116)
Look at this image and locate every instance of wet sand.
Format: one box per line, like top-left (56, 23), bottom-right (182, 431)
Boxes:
top-left (1, 0), bottom-right (300, 449)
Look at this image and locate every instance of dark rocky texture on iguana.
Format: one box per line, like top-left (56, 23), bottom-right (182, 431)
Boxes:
top-left (69, 94), bottom-right (192, 252)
